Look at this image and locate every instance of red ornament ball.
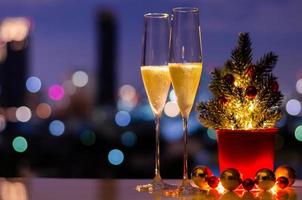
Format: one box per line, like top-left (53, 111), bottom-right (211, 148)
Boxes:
top-left (276, 176), bottom-right (289, 189)
top-left (272, 81), bottom-right (279, 92)
top-left (206, 176), bottom-right (220, 188)
top-left (218, 96), bottom-right (228, 105)
top-left (224, 74), bottom-right (235, 85)
top-left (246, 65), bottom-right (255, 77)
top-left (246, 86), bottom-right (257, 99)
top-left (242, 178), bottom-right (255, 191)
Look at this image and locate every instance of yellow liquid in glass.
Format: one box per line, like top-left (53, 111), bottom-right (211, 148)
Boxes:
top-left (141, 66), bottom-right (170, 116)
top-left (169, 63), bottom-right (202, 117)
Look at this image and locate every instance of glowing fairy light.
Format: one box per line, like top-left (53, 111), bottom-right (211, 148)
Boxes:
top-left (217, 182), bottom-right (225, 194)
top-left (164, 101), bottom-right (180, 117)
top-left (72, 71), bottom-right (89, 87)
top-left (48, 84), bottom-right (65, 101)
top-left (16, 106), bottom-right (31, 122)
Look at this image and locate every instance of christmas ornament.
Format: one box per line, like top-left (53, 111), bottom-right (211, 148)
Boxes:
top-left (245, 86), bottom-right (257, 99)
top-left (218, 96), bottom-right (228, 105)
top-left (246, 65), bottom-right (255, 77)
top-left (206, 176), bottom-right (219, 189)
top-left (255, 168), bottom-right (276, 190)
top-left (275, 165), bottom-right (296, 186)
top-left (272, 81), bottom-right (279, 92)
top-left (224, 74), bottom-right (235, 85)
top-left (276, 176), bottom-right (289, 189)
top-left (220, 168), bottom-right (242, 191)
top-left (242, 178), bottom-right (255, 191)
top-left (191, 165), bottom-right (213, 189)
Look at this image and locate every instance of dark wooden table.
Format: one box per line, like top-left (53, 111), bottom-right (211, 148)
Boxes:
top-left (1, 178), bottom-right (301, 200)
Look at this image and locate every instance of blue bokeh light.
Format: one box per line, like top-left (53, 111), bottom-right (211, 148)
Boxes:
top-left (121, 131), bottom-right (137, 147)
top-left (162, 120), bottom-right (183, 141)
top-left (26, 76), bottom-right (42, 93)
top-left (207, 128), bottom-right (216, 140)
top-left (115, 111), bottom-right (131, 127)
top-left (108, 149), bottom-right (124, 165)
top-left (49, 120), bottom-right (65, 136)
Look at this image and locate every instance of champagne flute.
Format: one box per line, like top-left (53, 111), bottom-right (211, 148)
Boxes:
top-left (169, 7), bottom-right (202, 194)
top-left (136, 13), bottom-right (173, 192)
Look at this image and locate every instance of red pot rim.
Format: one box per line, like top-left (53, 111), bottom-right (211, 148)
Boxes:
top-left (216, 128), bottom-right (278, 134)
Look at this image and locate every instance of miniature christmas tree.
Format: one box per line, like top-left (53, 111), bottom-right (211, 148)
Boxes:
top-left (197, 33), bottom-right (283, 130)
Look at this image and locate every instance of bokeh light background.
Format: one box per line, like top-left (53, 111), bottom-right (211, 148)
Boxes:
top-left (0, 0), bottom-right (301, 178)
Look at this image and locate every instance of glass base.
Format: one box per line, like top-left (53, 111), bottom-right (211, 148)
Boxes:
top-left (136, 176), bottom-right (176, 193)
top-left (177, 179), bottom-right (200, 196)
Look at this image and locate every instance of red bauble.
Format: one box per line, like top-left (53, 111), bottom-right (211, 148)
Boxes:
top-left (218, 96), bottom-right (228, 105)
top-left (276, 176), bottom-right (289, 189)
top-left (242, 178), bottom-right (255, 191)
top-left (246, 86), bottom-right (257, 99)
top-left (224, 74), bottom-right (235, 85)
top-left (206, 176), bottom-right (220, 188)
top-left (246, 65), bottom-right (255, 77)
top-left (272, 81), bottom-right (279, 92)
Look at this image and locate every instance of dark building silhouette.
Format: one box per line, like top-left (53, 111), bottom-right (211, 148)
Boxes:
top-left (96, 10), bottom-right (117, 106)
top-left (0, 40), bottom-right (28, 107)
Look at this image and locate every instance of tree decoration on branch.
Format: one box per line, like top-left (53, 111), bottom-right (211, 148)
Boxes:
top-left (197, 33), bottom-right (283, 129)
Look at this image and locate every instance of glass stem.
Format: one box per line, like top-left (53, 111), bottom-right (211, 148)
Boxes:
top-left (154, 115), bottom-right (161, 179)
top-left (183, 116), bottom-right (189, 180)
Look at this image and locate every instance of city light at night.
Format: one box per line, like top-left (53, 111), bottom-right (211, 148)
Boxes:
top-left (12, 136), bottom-right (28, 153)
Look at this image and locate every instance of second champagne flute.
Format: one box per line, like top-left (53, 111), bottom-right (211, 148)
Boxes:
top-left (169, 7), bottom-right (203, 194)
top-left (136, 13), bottom-right (174, 192)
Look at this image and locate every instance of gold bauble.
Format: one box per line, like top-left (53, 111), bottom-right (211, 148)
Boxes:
top-left (275, 165), bottom-right (296, 186)
top-left (220, 168), bottom-right (241, 191)
top-left (255, 168), bottom-right (276, 191)
top-left (191, 165), bottom-right (213, 189)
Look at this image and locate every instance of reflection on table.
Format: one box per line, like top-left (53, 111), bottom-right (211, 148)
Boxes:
top-left (0, 178), bottom-right (300, 200)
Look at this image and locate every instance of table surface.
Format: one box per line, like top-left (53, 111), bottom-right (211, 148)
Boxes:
top-left (0, 178), bottom-right (301, 200)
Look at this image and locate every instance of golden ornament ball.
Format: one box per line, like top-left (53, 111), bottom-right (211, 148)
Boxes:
top-left (191, 165), bottom-right (213, 189)
top-left (275, 165), bottom-right (296, 186)
top-left (220, 168), bottom-right (242, 191)
top-left (255, 168), bottom-right (276, 190)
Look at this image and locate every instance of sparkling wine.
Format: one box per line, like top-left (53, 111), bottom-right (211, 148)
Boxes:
top-left (169, 63), bottom-right (202, 117)
top-left (141, 66), bottom-right (170, 116)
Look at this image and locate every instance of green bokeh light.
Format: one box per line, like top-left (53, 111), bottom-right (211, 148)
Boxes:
top-left (12, 136), bottom-right (28, 153)
top-left (207, 129), bottom-right (216, 140)
top-left (294, 125), bottom-right (302, 142)
top-left (80, 130), bottom-right (96, 146)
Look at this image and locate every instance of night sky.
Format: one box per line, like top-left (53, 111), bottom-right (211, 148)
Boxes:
top-left (0, 0), bottom-right (301, 100)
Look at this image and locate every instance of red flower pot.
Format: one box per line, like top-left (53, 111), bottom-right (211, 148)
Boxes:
top-left (216, 128), bottom-right (277, 179)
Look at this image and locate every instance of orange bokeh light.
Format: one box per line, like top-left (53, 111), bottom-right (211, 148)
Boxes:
top-left (36, 103), bottom-right (52, 119)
